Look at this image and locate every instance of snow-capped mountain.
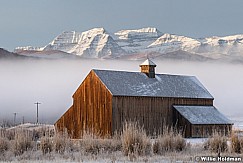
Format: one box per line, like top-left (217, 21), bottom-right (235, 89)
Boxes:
top-left (147, 33), bottom-right (201, 53)
top-left (68, 28), bottom-right (126, 58)
top-left (14, 27), bottom-right (243, 62)
top-left (43, 31), bottom-right (82, 52)
top-left (114, 27), bottom-right (162, 53)
top-left (194, 35), bottom-right (243, 58)
top-left (43, 28), bottom-right (126, 58)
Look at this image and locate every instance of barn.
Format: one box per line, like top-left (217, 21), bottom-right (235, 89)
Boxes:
top-left (54, 59), bottom-right (232, 138)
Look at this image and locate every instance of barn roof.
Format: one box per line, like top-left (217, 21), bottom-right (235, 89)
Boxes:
top-left (93, 69), bottom-right (213, 99)
top-left (173, 105), bottom-right (232, 125)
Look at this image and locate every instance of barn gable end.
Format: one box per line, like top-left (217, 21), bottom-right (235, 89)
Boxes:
top-left (56, 70), bottom-right (113, 138)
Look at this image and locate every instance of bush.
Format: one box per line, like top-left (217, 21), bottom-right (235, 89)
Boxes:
top-left (12, 130), bottom-right (33, 156)
top-left (0, 129), bottom-right (15, 140)
top-left (174, 134), bottom-right (186, 151)
top-left (121, 121), bottom-right (151, 156)
top-left (0, 137), bottom-right (9, 153)
top-left (40, 136), bottom-right (53, 155)
top-left (53, 131), bottom-right (74, 154)
top-left (153, 128), bottom-right (186, 154)
top-left (204, 132), bottom-right (228, 153)
top-left (79, 131), bottom-right (122, 155)
top-left (231, 134), bottom-right (243, 153)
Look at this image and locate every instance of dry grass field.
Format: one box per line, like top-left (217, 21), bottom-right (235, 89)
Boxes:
top-left (0, 122), bottom-right (243, 162)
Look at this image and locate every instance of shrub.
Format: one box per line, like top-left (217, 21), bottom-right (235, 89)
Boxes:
top-left (231, 134), bottom-right (243, 153)
top-left (153, 128), bottom-right (186, 154)
top-left (0, 129), bottom-right (15, 140)
top-left (40, 136), bottom-right (53, 155)
top-left (53, 131), bottom-right (74, 154)
top-left (79, 131), bottom-right (122, 155)
top-left (12, 130), bottom-right (33, 156)
top-left (174, 134), bottom-right (186, 151)
top-left (204, 132), bottom-right (228, 153)
top-left (0, 137), bottom-right (9, 153)
top-left (53, 134), bottom-right (66, 154)
top-left (121, 121), bottom-right (151, 156)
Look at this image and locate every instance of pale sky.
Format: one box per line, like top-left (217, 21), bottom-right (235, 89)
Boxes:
top-left (1, 0), bottom-right (243, 51)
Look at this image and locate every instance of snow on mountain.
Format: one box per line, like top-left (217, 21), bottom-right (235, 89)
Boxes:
top-left (114, 27), bottom-right (162, 53)
top-left (43, 31), bottom-right (82, 52)
top-left (147, 33), bottom-right (201, 53)
top-left (115, 27), bottom-right (162, 39)
top-left (146, 33), bottom-right (243, 59)
top-left (12, 27), bottom-right (243, 62)
top-left (194, 35), bottom-right (243, 58)
top-left (204, 35), bottom-right (243, 46)
top-left (15, 46), bottom-right (43, 52)
top-left (69, 28), bottom-right (126, 58)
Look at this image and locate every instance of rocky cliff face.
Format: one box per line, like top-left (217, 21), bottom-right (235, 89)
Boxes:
top-left (43, 31), bottom-right (82, 53)
top-left (41, 28), bottom-right (125, 58)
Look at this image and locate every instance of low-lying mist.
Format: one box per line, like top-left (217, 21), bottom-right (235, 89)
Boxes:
top-left (0, 58), bottom-right (243, 124)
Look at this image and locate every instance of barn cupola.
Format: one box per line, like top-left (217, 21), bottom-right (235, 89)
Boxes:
top-left (139, 58), bottom-right (157, 78)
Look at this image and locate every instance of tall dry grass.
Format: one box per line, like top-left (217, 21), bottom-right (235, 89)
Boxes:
top-left (231, 133), bottom-right (243, 153)
top-left (121, 121), bottom-right (152, 157)
top-left (0, 137), bottom-right (9, 153)
top-left (153, 127), bottom-right (186, 155)
top-left (79, 130), bottom-right (122, 155)
top-left (12, 130), bottom-right (34, 156)
top-left (40, 136), bottom-right (53, 155)
top-left (53, 130), bottom-right (73, 154)
top-left (0, 122), bottom-right (236, 162)
top-left (203, 132), bottom-right (228, 153)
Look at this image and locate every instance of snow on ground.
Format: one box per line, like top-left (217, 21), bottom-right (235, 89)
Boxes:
top-left (6, 123), bottom-right (54, 131)
top-left (186, 138), bottom-right (208, 146)
top-left (233, 120), bottom-right (243, 130)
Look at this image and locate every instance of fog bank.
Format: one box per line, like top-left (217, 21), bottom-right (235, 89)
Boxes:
top-left (0, 58), bottom-right (242, 124)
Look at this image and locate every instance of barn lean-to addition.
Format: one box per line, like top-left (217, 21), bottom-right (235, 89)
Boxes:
top-left (54, 59), bottom-right (232, 138)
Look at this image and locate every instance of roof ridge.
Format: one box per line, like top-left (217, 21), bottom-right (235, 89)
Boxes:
top-left (92, 69), bottom-right (195, 77)
top-left (92, 69), bottom-right (213, 99)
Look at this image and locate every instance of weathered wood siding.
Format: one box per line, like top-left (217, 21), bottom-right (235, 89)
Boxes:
top-left (191, 124), bottom-right (232, 138)
top-left (173, 108), bottom-right (191, 137)
top-left (112, 96), bottom-right (213, 135)
top-left (54, 105), bottom-right (75, 136)
top-left (173, 108), bottom-right (232, 137)
top-left (55, 70), bottom-right (113, 138)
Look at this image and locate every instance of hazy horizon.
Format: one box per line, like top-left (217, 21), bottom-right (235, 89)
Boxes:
top-left (0, 58), bottom-right (243, 125)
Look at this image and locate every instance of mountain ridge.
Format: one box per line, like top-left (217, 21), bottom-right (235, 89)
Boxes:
top-left (0, 48), bottom-right (30, 59)
top-left (13, 27), bottom-right (243, 62)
